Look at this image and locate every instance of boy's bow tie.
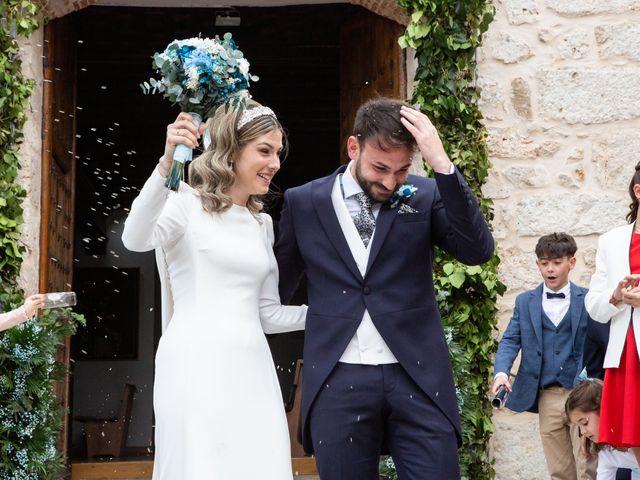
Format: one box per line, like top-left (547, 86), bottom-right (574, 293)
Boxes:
top-left (546, 292), bottom-right (566, 299)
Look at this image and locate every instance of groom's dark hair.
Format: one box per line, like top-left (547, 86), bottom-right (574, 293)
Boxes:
top-left (353, 97), bottom-right (416, 152)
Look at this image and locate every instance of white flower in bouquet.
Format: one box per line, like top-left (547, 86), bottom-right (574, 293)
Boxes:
top-left (186, 67), bottom-right (199, 92)
top-left (237, 58), bottom-right (250, 78)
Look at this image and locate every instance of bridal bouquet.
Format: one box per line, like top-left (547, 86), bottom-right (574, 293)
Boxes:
top-left (141, 33), bottom-right (258, 190)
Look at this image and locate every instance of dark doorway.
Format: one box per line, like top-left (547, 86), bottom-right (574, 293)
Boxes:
top-left (69, 3), bottom-right (362, 459)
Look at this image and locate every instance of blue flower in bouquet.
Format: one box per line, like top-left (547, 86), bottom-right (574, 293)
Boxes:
top-left (141, 33), bottom-right (258, 119)
top-left (388, 183), bottom-right (417, 208)
top-left (177, 45), bottom-right (195, 59)
top-left (183, 50), bottom-right (213, 77)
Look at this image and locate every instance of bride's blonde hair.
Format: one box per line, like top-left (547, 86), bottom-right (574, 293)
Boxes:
top-left (188, 99), bottom-right (286, 215)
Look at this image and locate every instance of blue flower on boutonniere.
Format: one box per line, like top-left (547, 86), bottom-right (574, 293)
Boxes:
top-left (388, 183), bottom-right (418, 209)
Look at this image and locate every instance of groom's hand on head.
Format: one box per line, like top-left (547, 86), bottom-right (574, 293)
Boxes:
top-left (399, 106), bottom-right (452, 175)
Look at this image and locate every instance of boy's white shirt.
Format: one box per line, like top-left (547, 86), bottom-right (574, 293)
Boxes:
top-left (542, 282), bottom-right (571, 327)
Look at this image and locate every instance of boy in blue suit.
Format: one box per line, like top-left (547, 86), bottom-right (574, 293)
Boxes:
top-left (491, 233), bottom-right (596, 480)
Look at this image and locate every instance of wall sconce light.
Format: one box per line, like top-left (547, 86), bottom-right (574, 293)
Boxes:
top-left (215, 9), bottom-right (241, 27)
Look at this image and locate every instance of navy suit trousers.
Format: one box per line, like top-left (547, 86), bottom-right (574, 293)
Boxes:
top-left (310, 363), bottom-right (460, 480)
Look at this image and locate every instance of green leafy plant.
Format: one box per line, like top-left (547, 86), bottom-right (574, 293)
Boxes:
top-left (0, 309), bottom-right (85, 479)
top-left (0, 1), bottom-right (39, 306)
top-left (379, 1), bottom-right (505, 479)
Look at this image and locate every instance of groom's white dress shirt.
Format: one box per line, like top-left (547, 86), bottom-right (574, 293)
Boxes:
top-left (333, 162), bottom-right (398, 365)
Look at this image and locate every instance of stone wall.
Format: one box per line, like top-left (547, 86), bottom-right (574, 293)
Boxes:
top-left (477, 0), bottom-right (640, 477)
top-left (16, 31), bottom-right (44, 295)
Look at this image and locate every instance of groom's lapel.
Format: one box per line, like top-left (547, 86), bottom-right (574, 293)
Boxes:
top-left (312, 170), bottom-right (363, 281)
top-left (365, 203), bottom-right (397, 275)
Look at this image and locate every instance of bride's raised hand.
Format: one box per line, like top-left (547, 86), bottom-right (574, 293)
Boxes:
top-left (158, 112), bottom-right (205, 177)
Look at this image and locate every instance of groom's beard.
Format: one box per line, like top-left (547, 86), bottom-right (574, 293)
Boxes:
top-left (354, 159), bottom-right (396, 203)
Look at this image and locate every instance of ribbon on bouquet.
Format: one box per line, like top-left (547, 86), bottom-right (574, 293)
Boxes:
top-left (166, 112), bottom-right (202, 191)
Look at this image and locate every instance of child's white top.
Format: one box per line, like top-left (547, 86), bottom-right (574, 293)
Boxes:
top-left (598, 448), bottom-right (640, 479)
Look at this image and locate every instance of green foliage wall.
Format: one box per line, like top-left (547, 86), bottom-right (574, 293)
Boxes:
top-left (382, 1), bottom-right (504, 479)
top-left (0, 2), bottom-right (86, 478)
top-left (0, 0), bottom-right (39, 309)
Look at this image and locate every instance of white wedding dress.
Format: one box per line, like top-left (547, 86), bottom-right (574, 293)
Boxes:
top-left (122, 168), bottom-right (306, 479)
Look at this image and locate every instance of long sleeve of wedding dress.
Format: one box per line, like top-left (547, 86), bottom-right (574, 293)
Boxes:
top-left (259, 213), bottom-right (307, 334)
top-left (122, 167), bottom-right (191, 252)
top-left (0, 307), bottom-right (28, 332)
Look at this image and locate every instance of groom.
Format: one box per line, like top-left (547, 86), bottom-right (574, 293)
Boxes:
top-left (275, 97), bottom-right (494, 479)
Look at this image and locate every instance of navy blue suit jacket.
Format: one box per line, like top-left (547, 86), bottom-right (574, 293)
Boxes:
top-left (583, 317), bottom-right (611, 381)
top-left (275, 165), bottom-right (494, 452)
top-left (493, 283), bottom-right (590, 413)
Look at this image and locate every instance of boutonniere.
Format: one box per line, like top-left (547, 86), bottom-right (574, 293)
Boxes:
top-left (388, 183), bottom-right (418, 210)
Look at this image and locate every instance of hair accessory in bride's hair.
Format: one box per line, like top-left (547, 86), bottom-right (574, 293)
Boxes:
top-left (238, 106), bottom-right (276, 130)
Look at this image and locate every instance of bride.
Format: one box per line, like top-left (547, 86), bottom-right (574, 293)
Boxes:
top-left (122, 101), bottom-right (307, 479)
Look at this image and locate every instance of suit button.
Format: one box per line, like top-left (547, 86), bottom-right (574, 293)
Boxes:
top-left (537, 351), bottom-right (541, 356)
top-left (363, 286), bottom-right (371, 295)
top-left (555, 351), bottom-right (560, 355)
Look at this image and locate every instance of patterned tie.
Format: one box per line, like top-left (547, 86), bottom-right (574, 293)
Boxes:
top-left (353, 192), bottom-right (376, 247)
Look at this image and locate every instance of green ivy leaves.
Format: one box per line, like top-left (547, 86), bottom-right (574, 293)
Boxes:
top-left (0, 1), bottom-right (39, 36)
top-left (390, 1), bottom-right (504, 479)
top-left (0, 0), bottom-right (37, 296)
top-left (441, 262), bottom-right (500, 293)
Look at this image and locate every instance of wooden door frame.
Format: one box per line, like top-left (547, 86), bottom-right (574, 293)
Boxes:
top-left (339, 8), bottom-right (407, 164)
top-left (40, 14), bottom-right (78, 466)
